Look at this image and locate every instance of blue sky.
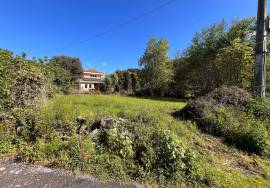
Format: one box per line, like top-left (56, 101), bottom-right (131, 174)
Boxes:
top-left (0, 0), bottom-right (263, 73)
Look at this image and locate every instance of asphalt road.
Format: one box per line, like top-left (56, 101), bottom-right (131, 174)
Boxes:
top-left (0, 160), bottom-right (142, 188)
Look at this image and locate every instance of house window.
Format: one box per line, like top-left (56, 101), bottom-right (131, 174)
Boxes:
top-left (85, 84), bottom-right (87, 88)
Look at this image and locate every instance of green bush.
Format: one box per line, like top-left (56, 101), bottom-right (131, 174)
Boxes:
top-left (99, 127), bottom-right (134, 158)
top-left (16, 136), bottom-right (95, 171)
top-left (91, 154), bottom-right (130, 181)
top-left (11, 108), bottom-right (40, 142)
top-left (92, 118), bottom-right (197, 182)
top-left (16, 140), bottom-right (44, 163)
top-left (151, 130), bottom-right (194, 179)
top-left (247, 98), bottom-right (270, 121)
top-left (178, 86), bottom-right (270, 157)
top-left (133, 127), bottom-right (196, 181)
top-left (0, 123), bottom-right (15, 158)
top-left (211, 107), bottom-right (270, 156)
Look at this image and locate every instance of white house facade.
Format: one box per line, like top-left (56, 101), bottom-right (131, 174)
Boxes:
top-left (75, 69), bottom-right (105, 92)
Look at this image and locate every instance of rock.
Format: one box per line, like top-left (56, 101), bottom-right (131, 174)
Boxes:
top-left (90, 118), bottom-right (127, 132)
top-left (76, 116), bottom-right (86, 125)
top-left (76, 116), bottom-right (87, 135)
top-left (15, 126), bottom-right (23, 136)
top-left (78, 124), bottom-right (88, 135)
top-left (89, 129), bottom-right (99, 137)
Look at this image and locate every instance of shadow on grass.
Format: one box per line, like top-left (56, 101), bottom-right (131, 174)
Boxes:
top-left (171, 110), bottom-right (183, 120)
top-left (130, 95), bottom-right (187, 103)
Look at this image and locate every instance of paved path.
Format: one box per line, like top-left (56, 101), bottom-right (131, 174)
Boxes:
top-left (0, 160), bottom-right (142, 188)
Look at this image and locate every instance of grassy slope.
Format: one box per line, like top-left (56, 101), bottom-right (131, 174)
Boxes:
top-left (20, 95), bottom-right (270, 187)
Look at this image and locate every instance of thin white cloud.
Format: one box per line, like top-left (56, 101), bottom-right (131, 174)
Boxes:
top-left (101, 61), bottom-right (108, 67)
top-left (84, 62), bottom-right (92, 69)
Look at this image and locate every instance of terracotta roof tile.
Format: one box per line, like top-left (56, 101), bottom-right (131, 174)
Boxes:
top-left (84, 69), bottom-right (103, 74)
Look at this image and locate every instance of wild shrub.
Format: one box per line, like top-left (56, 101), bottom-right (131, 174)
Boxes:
top-left (91, 117), bottom-right (197, 182)
top-left (91, 154), bottom-right (130, 181)
top-left (247, 98), bottom-right (270, 121)
top-left (11, 108), bottom-right (40, 142)
top-left (98, 127), bottom-right (134, 158)
top-left (15, 139), bottom-right (44, 163)
top-left (0, 55), bottom-right (56, 110)
top-left (0, 123), bottom-right (15, 157)
top-left (205, 86), bottom-right (251, 107)
top-left (209, 107), bottom-right (270, 156)
top-left (16, 136), bottom-right (95, 171)
top-left (178, 86), bottom-right (270, 157)
top-left (178, 86), bottom-right (251, 127)
top-left (150, 130), bottom-right (195, 179)
top-left (133, 127), bottom-right (196, 181)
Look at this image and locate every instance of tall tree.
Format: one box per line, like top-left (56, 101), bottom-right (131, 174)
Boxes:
top-left (139, 38), bottom-right (173, 95)
top-left (173, 19), bottom-right (257, 97)
top-left (51, 55), bottom-right (83, 76)
top-left (215, 38), bottom-right (253, 89)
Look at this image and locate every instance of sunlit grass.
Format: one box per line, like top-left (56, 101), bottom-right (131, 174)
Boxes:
top-left (40, 94), bottom-right (189, 136)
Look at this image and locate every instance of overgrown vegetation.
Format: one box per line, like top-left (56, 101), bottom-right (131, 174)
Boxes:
top-left (2, 94), bottom-right (270, 187)
top-left (178, 86), bottom-right (270, 157)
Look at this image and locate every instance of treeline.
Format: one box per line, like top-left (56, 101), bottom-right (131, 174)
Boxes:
top-left (104, 18), bottom-right (269, 97)
top-left (102, 69), bottom-right (141, 94)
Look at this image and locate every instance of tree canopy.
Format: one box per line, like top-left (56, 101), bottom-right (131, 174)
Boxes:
top-left (172, 18), bottom-right (258, 97)
top-left (50, 55), bottom-right (83, 76)
top-left (139, 38), bottom-right (173, 96)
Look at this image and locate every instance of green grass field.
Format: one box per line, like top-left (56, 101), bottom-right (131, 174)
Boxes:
top-left (40, 94), bottom-right (192, 140)
top-left (42, 94), bottom-right (185, 123)
top-left (2, 94), bottom-right (270, 187)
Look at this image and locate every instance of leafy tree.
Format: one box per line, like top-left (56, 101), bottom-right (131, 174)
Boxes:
top-left (173, 19), bottom-right (257, 97)
top-left (51, 55), bottom-right (83, 76)
top-left (139, 38), bottom-right (173, 95)
top-left (130, 72), bottom-right (141, 93)
top-left (215, 38), bottom-right (253, 89)
top-left (123, 71), bottom-right (132, 92)
top-left (171, 57), bottom-right (193, 97)
top-left (46, 61), bottom-right (72, 94)
top-left (227, 18), bottom-right (256, 43)
top-left (103, 76), bottom-right (113, 93)
top-left (103, 69), bottom-right (141, 94)
top-left (184, 22), bottom-right (228, 95)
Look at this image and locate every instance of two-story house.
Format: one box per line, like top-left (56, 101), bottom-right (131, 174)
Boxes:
top-left (75, 69), bottom-right (105, 92)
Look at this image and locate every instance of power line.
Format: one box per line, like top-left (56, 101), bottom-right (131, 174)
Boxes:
top-left (38, 0), bottom-right (177, 55)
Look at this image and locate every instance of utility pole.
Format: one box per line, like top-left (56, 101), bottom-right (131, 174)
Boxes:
top-left (254, 0), bottom-right (268, 98)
